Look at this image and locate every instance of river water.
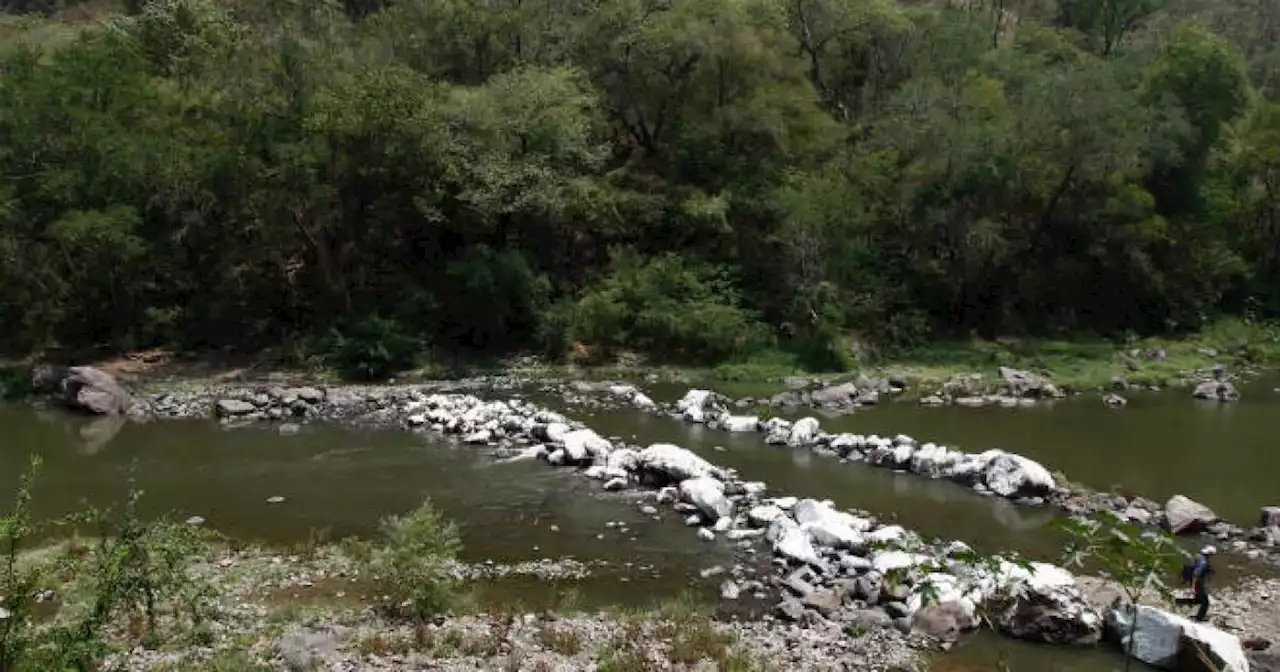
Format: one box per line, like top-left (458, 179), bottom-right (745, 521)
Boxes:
top-left (4, 378), bottom-right (1276, 670)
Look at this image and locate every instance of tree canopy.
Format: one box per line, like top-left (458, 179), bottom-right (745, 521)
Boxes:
top-left (2, 0), bottom-right (1279, 371)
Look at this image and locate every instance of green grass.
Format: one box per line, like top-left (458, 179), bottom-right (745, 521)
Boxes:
top-left (519, 317), bottom-right (1280, 395)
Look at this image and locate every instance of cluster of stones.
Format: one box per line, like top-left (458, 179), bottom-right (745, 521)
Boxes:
top-left (400, 391), bottom-right (1106, 650)
top-left (675, 389), bottom-right (1061, 505)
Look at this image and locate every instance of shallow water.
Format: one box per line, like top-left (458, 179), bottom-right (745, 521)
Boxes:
top-left (0, 405), bottom-right (734, 610)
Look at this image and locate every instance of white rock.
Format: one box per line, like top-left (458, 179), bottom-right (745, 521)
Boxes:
top-left (677, 389), bottom-right (725, 424)
top-left (1108, 604), bottom-right (1248, 672)
top-left (983, 453), bottom-right (1055, 498)
top-left (636, 443), bottom-right (724, 482)
top-left (748, 505), bottom-right (786, 527)
top-left (872, 550), bottom-right (926, 574)
top-left (770, 517), bottom-right (824, 566)
top-left (867, 525), bottom-right (906, 546)
top-left (787, 417), bottom-right (821, 447)
top-left (793, 499), bottom-right (868, 549)
top-left (772, 496), bottom-right (798, 510)
top-left (603, 477), bottom-right (628, 491)
top-left (608, 384), bottom-right (637, 399)
top-left (721, 415), bottom-right (760, 432)
top-left (679, 477), bottom-right (733, 521)
top-left (605, 448), bottom-right (639, 472)
top-left (631, 392), bottom-right (657, 409)
top-left (561, 428), bottom-right (611, 463)
top-left (463, 429), bottom-right (492, 444)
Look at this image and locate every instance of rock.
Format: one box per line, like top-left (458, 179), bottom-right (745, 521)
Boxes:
top-left (802, 589), bottom-right (842, 616)
top-left (748, 505), bottom-right (786, 527)
top-left (679, 477), bottom-right (733, 521)
top-left (1195, 380), bottom-right (1241, 402)
top-left (463, 429), bottom-right (492, 444)
top-left (809, 383), bottom-right (858, 406)
top-left (719, 580), bottom-right (741, 600)
top-left (1103, 393), bottom-right (1128, 408)
top-left (1124, 507), bottom-right (1153, 526)
top-left (999, 366), bottom-right (1051, 398)
top-left (631, 392), bottom-right (657, 409)
top-left (770, 517), bottom-right (824, 567)
top-left (982, 452), bottom-right (1055, 498)
top-left (216, 399), bottom-right (256, 417)
top-left (872, 551), bottom-right (924, 575)
top-left (721, 415), bottom-right (760, 432)
top-left (697, 527), bottom-right (715, 542)
top-left (36, 365), bottom-right (132, 415)
top-left (991, 562), bottom-right (1102, 645)
top-left (636, 443), bottom-right (724, 483)
top-left (277, 626), bottom-right (346, 671)
top-left (854, 575), bottom-right (882, 604)
top-left (1262, 507), bottom-right (1280, 528)
top-left (1164, 495), bottom-right (1219, 535)
top-left (787, 417), bottom-right (821, 447)
top-left (560, 428), bottom-right (611, 462)
top-left (775, 597), bottom-right (805, 622)
top-left (677, 389), bottom-right (726, 424)
top-left (847, 608), bottom-right (893, 630)
top-left (920, 395), bottom-right (946, 407)
top-left (913, 601), bottom-right (977, 640)
top-left (603, 477), bottom-right (627, 491)
top-left (793, 499), bottom-right (868, 549)
top-left (1107, 604), bottom-right (1248, 672)
top-left (266, 496), bottom-right (286, 504)
top-left (294, 387), bottom-right (325, 404)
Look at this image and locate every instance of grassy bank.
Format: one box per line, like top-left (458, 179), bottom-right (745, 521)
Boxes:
top-left (10, 319), bottom-right (1279, 401)
top-left (490, 318), bottom-right (1280, 396)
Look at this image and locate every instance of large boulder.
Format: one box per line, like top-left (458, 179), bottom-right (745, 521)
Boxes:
top-left (999, 367), bottom-right (1051, 398)
top-left (987, 562), bottom-right (1102, 645)
top-left (809, 382), bottom-right (858, 406)
top-left (676, 389), bottom-right (727, 424)
top-left (560, 428), bottom-right (611, 463)
top-left (768, 516), bottom-right (824, 567)
top-left (1194, 380), bottom-right (1241, 403)
top-left (1107, 604), bottom-right (1248, 672)
top-left (636, 443), bottom-right (724, 483)
top-left (1164, 495), bottom-right (1219, 535)
top-left (34, 365), bottom-right (131, 415)
top-left (792, 499), bottom-right (868, 549)
top-left (787, 417), bottom-right (821, 447)
top-left (983, 453), bottom-right (1055, 498)
top-left (679, 477), bottom-right (733, 521)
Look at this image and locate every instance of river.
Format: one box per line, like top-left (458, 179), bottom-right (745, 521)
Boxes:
top-left (4, 377), bottom-right (1276, 670)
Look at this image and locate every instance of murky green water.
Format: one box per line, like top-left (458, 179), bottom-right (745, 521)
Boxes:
top-left (6, 378), bottom-right (1274, 672)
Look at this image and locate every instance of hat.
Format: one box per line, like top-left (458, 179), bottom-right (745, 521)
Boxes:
top-left (1201, 546), bottom-right (1217, 556)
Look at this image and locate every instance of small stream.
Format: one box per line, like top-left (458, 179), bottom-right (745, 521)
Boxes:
top-left (5, 377), bottom-right (1277, 671)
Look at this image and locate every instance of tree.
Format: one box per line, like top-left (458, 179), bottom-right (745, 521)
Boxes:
top-left (1053, 512), bottom-right (1185, 671)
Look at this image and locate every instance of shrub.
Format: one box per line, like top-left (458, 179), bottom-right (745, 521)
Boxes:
top-left (554, 252), bottom-right (769, 363)
top-left (365, 500), bottom-right (463, 621)
top-left (325, 314), bottom-right (425, 381)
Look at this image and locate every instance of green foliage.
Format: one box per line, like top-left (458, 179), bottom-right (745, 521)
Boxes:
top-left (325, 314), bottom-right (425, 381)
top-left (365, 499), bottom-right (463, 622)
top-left (0, 458), bottom-right (219, 672)
top-left (1, 0), bottom-right (1280, 365)
top-left (555, 253), bottom-right (769, 364)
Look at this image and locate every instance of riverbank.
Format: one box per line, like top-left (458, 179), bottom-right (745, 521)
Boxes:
top-left (13, 535), bottom-right (918, 672)
top-left (7, 319), bottom-right (1278, 403)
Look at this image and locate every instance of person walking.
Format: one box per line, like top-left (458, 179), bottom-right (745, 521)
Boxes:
top-left (1176, 546), bottom-right (1216, 622)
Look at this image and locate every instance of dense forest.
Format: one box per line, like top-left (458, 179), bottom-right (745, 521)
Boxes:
top-left (1, 0), bottom-right (1278, 374)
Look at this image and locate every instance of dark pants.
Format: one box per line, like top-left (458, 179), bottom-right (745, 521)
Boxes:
top-left (1176, 587), bottom-right (1210, 621)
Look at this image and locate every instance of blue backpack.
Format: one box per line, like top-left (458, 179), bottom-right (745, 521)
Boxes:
top-left (1182, 558), bottom-right (1201, 582)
